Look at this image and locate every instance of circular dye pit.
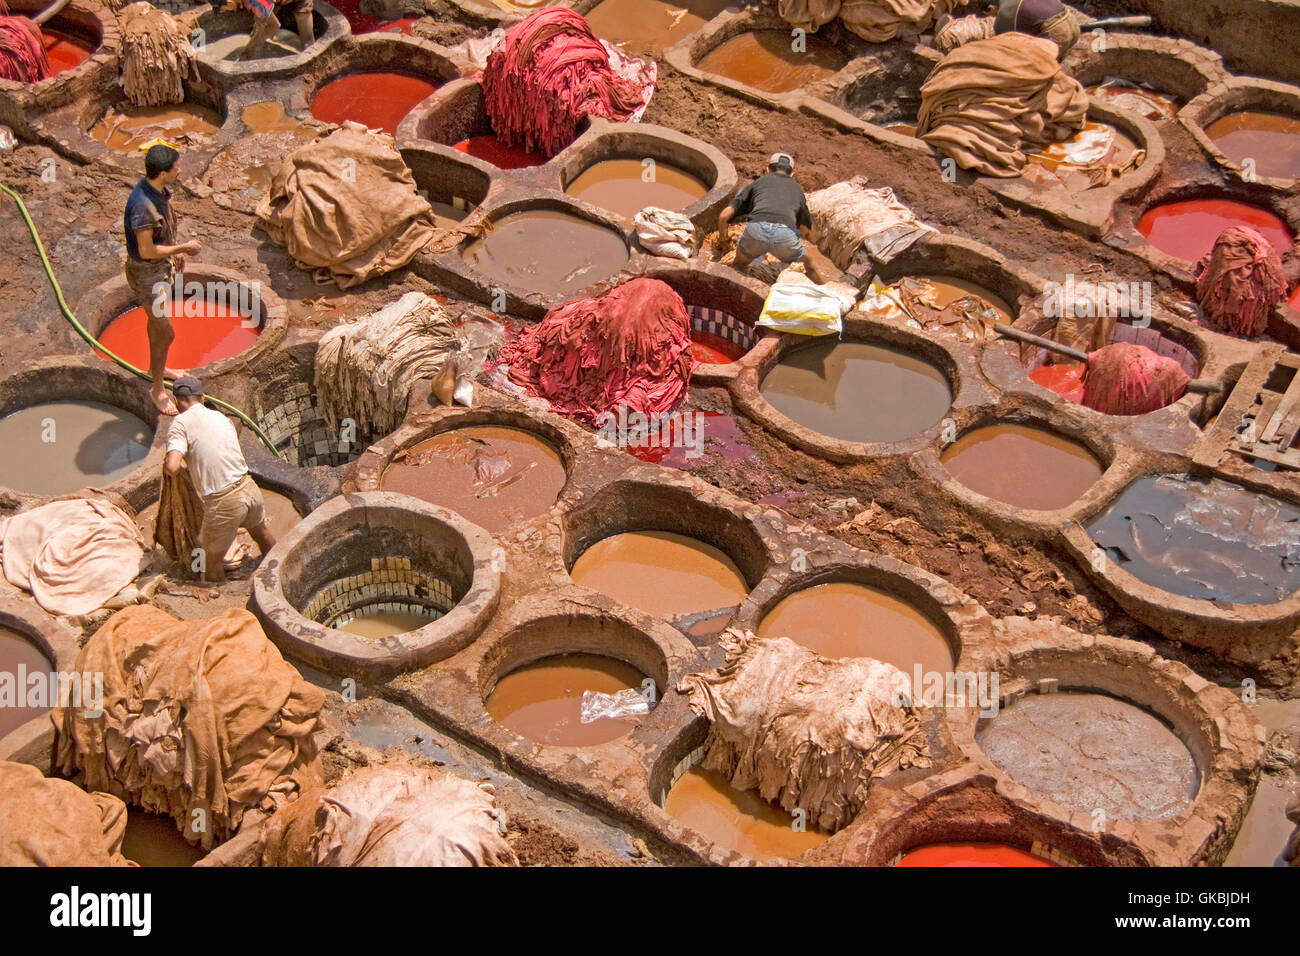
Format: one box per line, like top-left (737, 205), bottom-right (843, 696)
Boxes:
top-left (0, 401), bottom-right (151, 495)
top-left (196, 27), bottom-right (303, 62)
top-left (1138, 199), bottom-right (1295, 262)
top-left (691, 332), bottom-right (747, 365)
top-left (1086, 81), bottom-right (1181, 120)
top-left (328, 0), bottom-right (417, 33)
top-left (334, 608), bottom-right (438, 639)
top-left (756, 581), bottom-right (953, 673)
top-left (89, 104), bottom-right (222, 152)
top-left (760, 340), bottom-right (953, 444)
top-left (310, 72), bottom-right (440, 135)
top-left (461, 210), bottom-right (630, 297)
top-left (586, 0), bottom-right (733, 54)
top-left (1028, 363), bottom-right (1085, 403)
top-left (241, 100), bottom-right (312, 134)
top-left (1087, 473), bottom-right (1300, 604)
top-left (878, 275), bottom-right (1014, 325)
top-left (565, 159), bottom-right (709, 219)
top-left (41, 26), bottom-right (95, 76)
top-left (1024, 122), bottom-right (1140, 189)
top-left (570, 530), bottom-right (748, 618)
top-left (486, 653), bottom-right (650, 746)
top-left (897, 842), bottom-right (1056, 867)
top-left (663, 765), bottom-right (829, 859)
top-left (696, 31), bottom-right (846, 95)
top-left (0, 627), bottom-right (53, 739)
top-left (1204, 111), bottom-right (1300, 182)
top-left (98, 297), bottom-right (260, 370)
top-left (453, 136), bottom-right (548, 170)
top-left (380, 425), bottom-right (566, 534)
top-left (941, 424), bottom-right (1103, 511)
top-left (977, 690), bottom-right (1199, 820)
top-left (121, 811), bottom-right (205, 868)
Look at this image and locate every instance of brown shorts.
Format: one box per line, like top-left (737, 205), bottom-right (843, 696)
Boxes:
top-left (199, 474), bottom-right (266, 555)
top-left (124, 257), bottom-right (174, 321)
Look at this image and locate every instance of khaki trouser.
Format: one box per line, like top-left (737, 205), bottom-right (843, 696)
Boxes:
top-left (199, 474), bottom-right (265, 556)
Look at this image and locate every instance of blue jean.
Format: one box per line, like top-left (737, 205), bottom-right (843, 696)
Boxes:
top-left (736, 221), bottom-right (805, 262)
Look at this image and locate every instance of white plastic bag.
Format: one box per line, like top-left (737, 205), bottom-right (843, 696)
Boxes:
top-left (756, 281), bottom-right (847, 336)
top-left (634, 207), bottom-right (695, 259)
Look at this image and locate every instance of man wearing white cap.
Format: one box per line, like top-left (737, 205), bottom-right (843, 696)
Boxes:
top-left (164, 375), bottom-right (276, 582)
top-left (717, 153), bottom-right (816, 277)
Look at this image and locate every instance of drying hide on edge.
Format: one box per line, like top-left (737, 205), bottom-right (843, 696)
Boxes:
top-left (840, 0), bottom-right (954, 42)
top-left (677, 629), bottom-right (931, 833)
top-left (917, 32), bottom-right (1087, 178)
top-left (806, 177), bottom-right (935, 270)
top-left (261, 762), bottom-right (518, 867)
top-left (498, 277), bottom-right (694, 424)
top-left (117, 2), bottom-right (195, 107)
top-left (778, 0), bottom-right (841, 33)
top-left (256, 122), bottom-right (437, 289)
top-left (0, 497), bottom-right (148, 618)
top-left (53, 605), bottom-right (325, 850)
top-left (0, 761), bottom-right (136, 866)
top-left (1194, 225), bottom-right (1288, 338)
top-left (314, 291), bottom-right (459, 436)
top-left (481, 7), bottom-right (656, 157)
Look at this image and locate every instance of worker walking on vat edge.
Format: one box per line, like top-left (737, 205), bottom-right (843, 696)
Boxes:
top-left (718, 153), bottom-right (834, 282)
top-left (989, 0), bottom-right (1080, 58)
top-left (165, 376), bottom-right (276, 583)
top-left (213, 0), bottom-right (315, 61)
top-left (123, 143), bottom-right (201, 417)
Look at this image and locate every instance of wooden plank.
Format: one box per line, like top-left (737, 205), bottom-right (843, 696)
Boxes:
top-left (1260, 368), bottom-right (1300, 444)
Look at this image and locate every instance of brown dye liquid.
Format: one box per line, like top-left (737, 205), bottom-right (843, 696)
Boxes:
top-left (585, 0), bottom-right (734, 54)
top-left (89, 104), bottom-right (221, 152)
top-left (696, 31), bottom-right (846, 94)
top-left (462, 210), bottom-right (630, 296)
top-left (380, 426), bottom-right (565, 534)
top-left (0, 401), bottom-right (152, 495)
top-left (941, 424), bottom-right (1103, 511)
top-left (121, 810), bottom-right (205, 867)
top-left (430, 201), bottom-right (467, 230)
top-left (1205, 111), bottom-right (1300, 181)
top-left (756, 582), bottom-right (953, 673)
top-left (664, 766), bottom-right (829, 859)
top-left (336, 610), bottom-right (437, 639)
top-left (197, 28), bottom-right (302, 62)
top-left (565, 158), bottom-right (708, 218)
top-left (240, 100), bottom-right (310, 133)
top-left (486, 653), bottom-right (647, 746)
top-left (1086, 82), bottom-right (1180, 120)
top-left (0, 627), bottom-right (53, 740)
top-left (919, 276), bottom-right (1013, 323)
top-left (760, 341), bottom-right (952, 444)
top-left (977, 691), bottom-right (1199, 821)
top-left (569, 531), bottom-right (748, 618)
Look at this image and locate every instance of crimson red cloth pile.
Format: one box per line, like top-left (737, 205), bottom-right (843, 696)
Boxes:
top-left (499, 277), bottom-right (694, 423)
top-left (0, 16), bottom-right (48, 83)
top-left (1194, 225), bottom-right (1288, 338)
top-left (481, 6), bottom-right (652, 157)
top-left (1081, 342), bottom-right (1189, 416)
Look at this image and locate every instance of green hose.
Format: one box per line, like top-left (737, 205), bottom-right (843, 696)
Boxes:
top-left (0, 180), bottom-right (283, 458)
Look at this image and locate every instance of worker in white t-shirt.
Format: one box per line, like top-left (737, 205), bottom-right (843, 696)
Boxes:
top-left (164, 376), bottom-right (276, 582)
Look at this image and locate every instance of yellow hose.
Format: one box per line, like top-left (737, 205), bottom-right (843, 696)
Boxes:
top-left (0, 180), bottom-right (283, 458)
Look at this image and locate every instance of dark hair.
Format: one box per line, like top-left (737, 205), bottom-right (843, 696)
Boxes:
top-left (145, 144), bottom-right (180, 179)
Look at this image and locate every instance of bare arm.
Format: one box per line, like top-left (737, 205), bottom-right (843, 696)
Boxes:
top-left (136, 228), bottom-right (201, 262)
top-left (164, 449), bottom-right (185, 476)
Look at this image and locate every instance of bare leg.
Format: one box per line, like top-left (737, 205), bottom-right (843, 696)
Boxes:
top-left (799, 243), bottom-right (840, 285)
top-left (202, 548), bottom-right (227, 583)
top-left (731, 249), bottom-right (753, 274)
top-left (248, 520), bottom-right (277, 556)
top-left (146, 312), bottom-right (178, 415)
top-left (240, 11), bottom-right (280, 60)
top-left (294, 9), bottom-right (314, 49)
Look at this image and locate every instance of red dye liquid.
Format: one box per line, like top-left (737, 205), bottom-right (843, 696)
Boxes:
top-left (622, 409), bottom-right (756, 468)
top-left (98, 300), bottom-right (260, 370)
top-left (453, 135), bottom-right (547, 170)
top-left (1030, 363), bottom-right (1086, 403)
top-left (690, 332), bottom-right (745, 365)
top-left (1290, 286), bottom-right (1300, 310)
top-left (898, 843), bottom-right (1057, 867)
top-left (1137, 199), bottom-right (1295, 263)
top-left (326, 0), bottom-right (416, 33)
top-left (310, 72), bottom-right (438, 134)
top-left (41, 28), bottom-right (93, 76)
